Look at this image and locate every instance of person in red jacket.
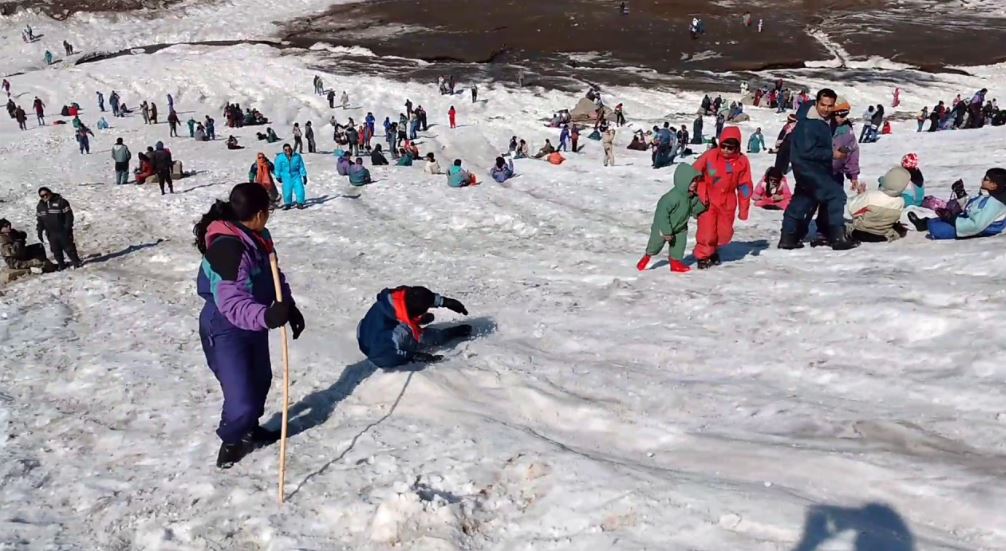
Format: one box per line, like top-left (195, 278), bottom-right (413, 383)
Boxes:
top-left (691, 126), bottom-right (753, 268)
top-left (448, 105), bottom-right (457, 129)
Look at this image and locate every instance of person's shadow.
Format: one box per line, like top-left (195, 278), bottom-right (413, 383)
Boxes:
top-left (792, 503), bottom-right (915, 551)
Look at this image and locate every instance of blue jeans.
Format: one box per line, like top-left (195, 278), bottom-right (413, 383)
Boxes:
top-left (116, 169), bottom-right (129, 185)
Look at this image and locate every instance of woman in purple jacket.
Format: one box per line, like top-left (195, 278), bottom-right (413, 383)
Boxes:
top-left (194, 183), bottom-right (305, 468)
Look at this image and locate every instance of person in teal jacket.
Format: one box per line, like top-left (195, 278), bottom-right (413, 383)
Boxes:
top-left (447, 159), bottom-right (475, 188)
top-left (274, 144), bottom-right (307, 209)
top-left (348, 158), bottom-right (372, 186)
top-left (747, 127), bottom-right (766, 153)
top-left (396, 149), bottom-right (414, 166)
top-left (908, 169), bottom-right (1006, 239)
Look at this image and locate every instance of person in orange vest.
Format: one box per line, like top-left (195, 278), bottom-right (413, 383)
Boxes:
top-left (691, 126), bottom-right (753, 268)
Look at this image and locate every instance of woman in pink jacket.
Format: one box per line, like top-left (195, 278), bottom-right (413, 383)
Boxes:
top-left (752, 166), bottom-right (792, 210)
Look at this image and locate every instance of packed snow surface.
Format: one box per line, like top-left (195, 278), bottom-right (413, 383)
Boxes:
top-left (2, 3), bottom-right (1006, 550)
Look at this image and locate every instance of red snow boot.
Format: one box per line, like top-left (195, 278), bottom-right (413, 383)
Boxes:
top-left (636, 255), bottom-right (651, 271)
top-left (670, 260), bottom-right (691, 273)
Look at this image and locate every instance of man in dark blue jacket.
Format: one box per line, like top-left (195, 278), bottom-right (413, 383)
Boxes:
top-left (357, 286), bottom-right (472, 368)
top-left (779, 88), bottom-right (858, 250)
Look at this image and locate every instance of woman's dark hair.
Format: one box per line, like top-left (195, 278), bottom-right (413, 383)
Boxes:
top-left (454, 159), bottom-right (462, 166)
top-left (495, 156), bottom-right (504, 168)
top-left (985, 167), bottom-right (1006, 188)
top-left (193, 183), bottom-right (271, 254)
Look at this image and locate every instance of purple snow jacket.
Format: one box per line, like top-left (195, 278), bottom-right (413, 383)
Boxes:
top-left (197, 220), bottom-right (294, 332)
top-left (831, 122), bottom-right (860, 182)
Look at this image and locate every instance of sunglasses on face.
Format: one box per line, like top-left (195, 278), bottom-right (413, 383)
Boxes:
top-left (834, 111), bottom-right (850, 118)
top-left (39, 192), bottom-right (50, 199)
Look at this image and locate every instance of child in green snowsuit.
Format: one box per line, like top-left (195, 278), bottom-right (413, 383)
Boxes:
top-left (636, 163), bottom-right (707, 273)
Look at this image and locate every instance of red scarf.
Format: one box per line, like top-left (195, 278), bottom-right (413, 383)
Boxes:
top-left (390, 289), bottom-right (423, 341)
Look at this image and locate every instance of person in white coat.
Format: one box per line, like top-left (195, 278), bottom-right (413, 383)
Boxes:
top-left (424, 153), bottom-right (442, 175)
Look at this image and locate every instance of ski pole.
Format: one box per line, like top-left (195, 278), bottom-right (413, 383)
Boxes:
top-left (269, 252), bottom-right (290, 504)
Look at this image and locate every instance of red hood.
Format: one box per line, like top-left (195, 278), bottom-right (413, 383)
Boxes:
top-left (720, 126), bottom-right (742, 144)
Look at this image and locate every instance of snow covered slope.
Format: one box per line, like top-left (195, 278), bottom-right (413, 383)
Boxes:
top-left (1, 10), bottom-right (1006, 551)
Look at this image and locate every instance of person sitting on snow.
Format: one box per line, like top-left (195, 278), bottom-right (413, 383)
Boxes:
top-left (534, 139), bottom-right (555, 159)
top-left (265, 127), bottom-right (280, 143)
top-left (547, 151), bottom-right (566, 165)
top-left (636, 164), bottom-right (708, 274)
top-left (226, 136), bottom-right (243, 150)
top-left (490, 156), bottom-right (515, 183)
top-left (336, 151), bottom-right (352, 174)
top-left (900, 153), bottom-right (925, 207)
top-left (846, 166), bottom-right (910, 243)
top-left (907, 169), bottom-right (1006, 240)
top-left (514, 139), bottom-right (530, 159)
top-left (1, 218), bottom-right (55, 272)
top-left (752, 167), bottom-right (792, 211)
top-left (356, 285), bottom-right (472, 367)
top-left (371, 144), bottom-right (389, 166)
top-left (447, 159), bottom-right (477, 187)
top-left (424, 153), bottom-right (442, 175)
top-left (396, 148), bottom-right (414, 166)
top-left (348, 157), bottom-right (373, 186)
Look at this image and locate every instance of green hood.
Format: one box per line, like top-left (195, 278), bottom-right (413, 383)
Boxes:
top-left (672, 163), bottom-right (701, 193)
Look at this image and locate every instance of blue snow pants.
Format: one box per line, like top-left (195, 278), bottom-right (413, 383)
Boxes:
top-left (199, 306), bottom-right (272, 444)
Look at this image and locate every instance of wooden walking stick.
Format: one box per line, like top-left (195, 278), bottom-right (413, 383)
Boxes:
top-left (268, 252), bottom-right (291, 504)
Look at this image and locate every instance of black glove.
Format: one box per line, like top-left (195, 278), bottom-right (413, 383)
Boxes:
top-left (264, 302), bottom-right (291, 329)
top-left (951, 179), bottom-right (966, 199)
top-left (417, 312), bottom-right (435, 326)
top-left (441, 297), bottom-right (468, 316)
top-left (414, 352), bottom-right (444, 363)
top-left (289, 304), bottom-right (305, 339)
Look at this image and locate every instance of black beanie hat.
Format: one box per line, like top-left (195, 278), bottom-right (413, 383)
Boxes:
top-left (404, 286), bottom-right (436, 318)
top-left (0, 218), bottom-right (10, 229)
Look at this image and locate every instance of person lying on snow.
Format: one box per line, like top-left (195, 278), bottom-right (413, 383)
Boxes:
top-left (907, 168), bottom-right (1006, 240)
top-left (357, 286), bottom-right (472, 367)
top-left (490, 156), bottom-right (515, 183)
top-left (846, 166), bottom-right (910, 243)
top-left (636, 164), bottom-right (708, 273)
top-left (448, 159), bottom-right (478, 187)
top-left (752, 167), bottom-right (792, 211)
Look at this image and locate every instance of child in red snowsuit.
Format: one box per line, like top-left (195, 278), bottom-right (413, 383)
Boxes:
top-left (692, 126), bottom-right (753, 268)
top-left (448, 106), bottom-right (457, 129)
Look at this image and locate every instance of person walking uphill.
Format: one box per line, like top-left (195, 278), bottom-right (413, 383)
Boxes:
top-left (691, 126), bottom-right (753, 269)
top-left (194, 183), bottom-right (305, 468)
top-left (636, 164), bottom-right (708, 274)
top-left (357, 285), bottom-right (471, 367)
top-left (779, 88), bottom-right (858, 250)
top-left (274, 144), bottom-right (308, 210)
top-left (36, 187), bottom-right (82, 270)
